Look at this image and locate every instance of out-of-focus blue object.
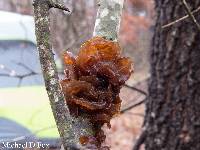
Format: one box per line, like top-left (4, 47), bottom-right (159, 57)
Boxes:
top-left (0, 11), bottom-right (62, 88)
top-left (0, 41), bottom-right (44, 88)
top-left (0, 11), bottom-right (36, 44)
top-left (0, 117), bottom-right (36, 142)
top-left (0, 11), bottom-right (61, 147)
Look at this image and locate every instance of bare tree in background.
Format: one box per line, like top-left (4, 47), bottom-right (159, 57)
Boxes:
top-left (0, 0), bottom-right (154, 73)
top-left (50, 0), bottom-right (96, 55)
top-left (0, 0), bottom-right (32, 14)
top-left (0, 0), bottom-right (96, 54)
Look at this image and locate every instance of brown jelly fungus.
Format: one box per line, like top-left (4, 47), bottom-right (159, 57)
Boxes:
top-left (60, 37), bottom-right (133, 149)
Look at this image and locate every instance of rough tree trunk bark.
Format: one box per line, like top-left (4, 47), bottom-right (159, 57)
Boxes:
top-left (145, 0), bottom-right (200, 150)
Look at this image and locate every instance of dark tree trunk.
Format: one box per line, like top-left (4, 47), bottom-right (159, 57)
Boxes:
top-left (145, 0), bottom-right (200, 150)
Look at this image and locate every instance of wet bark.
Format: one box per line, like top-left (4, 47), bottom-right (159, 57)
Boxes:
top-left (145, 0), bottom-right (200, 150)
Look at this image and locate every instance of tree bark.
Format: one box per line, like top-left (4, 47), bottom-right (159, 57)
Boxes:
top-left (93, 0), bottom-right (124, 41)
top-left (145, 0), bottom-right (200, 150)
top-left (33, 1), bottom-right (79, 149)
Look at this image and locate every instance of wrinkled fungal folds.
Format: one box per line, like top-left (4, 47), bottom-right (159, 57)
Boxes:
top-left (60, 37), bottom-right (133, 148)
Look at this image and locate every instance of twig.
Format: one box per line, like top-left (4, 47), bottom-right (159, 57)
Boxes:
top-left (124, 84), bottom-right (147, 96)
top-left (33, 0), bottom-right (79, 149)
top-left (181, 0), bottom-right (200, 31)
top-left (121, 98), bottom-right (146, 114)
top-left (132, 129), bottom-right (147, 150)
top-left (121, 82), bottom-right (147, 113)
top-left (0, 62), bottom-right (40, 86)
top-left (125, 112), bottom-right (144, 117)
top-left (15, 62), bottom-right (38, 73)
top-left (0, 72), bottom-right (37, 78)
top-left (48, 0), bottom-right (70, 12)
top-left (162, 6), bottom-right (200, 29)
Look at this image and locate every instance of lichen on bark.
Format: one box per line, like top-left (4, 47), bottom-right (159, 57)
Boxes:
top-left (33, 0), bottom-right (79, 149)
top-left (93, 0), bottom-right (124, 41)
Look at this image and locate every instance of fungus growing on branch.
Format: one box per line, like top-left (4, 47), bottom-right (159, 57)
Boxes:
top-left (60, 36), bottom-right (133, 149)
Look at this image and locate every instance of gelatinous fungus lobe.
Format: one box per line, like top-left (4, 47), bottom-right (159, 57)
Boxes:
top-left (60, 37), bottom-right (133, 148)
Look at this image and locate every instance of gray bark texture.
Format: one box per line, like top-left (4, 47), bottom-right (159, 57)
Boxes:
top-left (93, 0), bottom-right (124, 41)
top-left (144, 0), bottom-right (200, 150)
top-left (33, 1), bottom-right (80, 149)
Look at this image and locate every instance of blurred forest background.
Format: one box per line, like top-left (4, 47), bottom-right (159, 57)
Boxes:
top-left (0, 0), bottom-right (154, 78)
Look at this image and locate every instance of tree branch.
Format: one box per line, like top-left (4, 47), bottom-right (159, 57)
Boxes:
top-left (162, 5), bottom-right (200, 29)
top-left (48, 0), bottom-right (70, 12)
top-left (181, 0), bottom-right (200, 31)
top-left (0, 63), bottom-right (39, 86)
top-left (121, 98), bottom-right (146, 114)
top-left (33, 1), bottom-right (79, 149)
top-left (124, 84), bottom-right (147, 96)
top-left (93, 0), bottom-right (124, 41)
top-left (132, 129), bottom-right (146, 150)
